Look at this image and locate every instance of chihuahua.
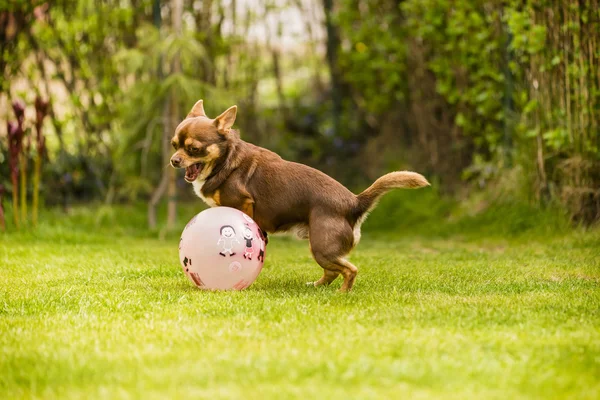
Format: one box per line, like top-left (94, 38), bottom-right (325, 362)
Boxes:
top-left (170, 100), bottom-right (429, 291)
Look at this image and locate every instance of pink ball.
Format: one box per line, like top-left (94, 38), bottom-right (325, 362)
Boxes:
top-left (179, 207), bottom-right (266, 290)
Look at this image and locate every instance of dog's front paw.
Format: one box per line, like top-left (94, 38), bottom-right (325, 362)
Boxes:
top-left (305, 281), bottom-right (318, 287)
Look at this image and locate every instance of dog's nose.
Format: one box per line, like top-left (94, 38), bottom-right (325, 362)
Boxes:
top-left (171, 155), bottom-right (182, 167)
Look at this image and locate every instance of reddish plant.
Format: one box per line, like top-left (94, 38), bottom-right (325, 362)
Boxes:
top-left (0, 184), bottom-right (5, 232)
top-left (20, 124), bottom-right (31, 223)
top-left (12, 98), bottom-right (25, 124)
top-left (34, 96), bottom-right (48, 155)
top-left (7, 113), bottom-right (24, 228)
top-left (32, 96), bottom-right (49, 226)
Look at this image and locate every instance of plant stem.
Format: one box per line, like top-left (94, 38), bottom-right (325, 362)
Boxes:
top-left (12, 174), bottom-right (19, 229)
top-left (32, 154), bottom-right (41, 227)
top-left (20, 156), bottom-right (27, 225)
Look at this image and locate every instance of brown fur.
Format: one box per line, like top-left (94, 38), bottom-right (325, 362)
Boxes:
top-left (171, 100), bottom-right (430, 291)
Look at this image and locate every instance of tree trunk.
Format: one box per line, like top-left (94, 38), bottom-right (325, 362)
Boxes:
top-left (272, 49), bottom-right (288, 120)
top-left (323, 0), bottom-right (343, 137)
top-left (167, 107), bottom-right (178, 230)
top-left (148, 0), bottom-right (168, 230)
top-left (167, 0), bottom-right (184, 230)
top-left (148, 98), bottom-right (171, 230)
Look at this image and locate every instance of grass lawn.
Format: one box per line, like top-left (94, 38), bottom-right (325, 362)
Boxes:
top-left (1, 208), bottom-right (599, 399)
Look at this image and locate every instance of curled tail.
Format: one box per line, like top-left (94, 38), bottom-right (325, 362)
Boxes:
top-left (354, 171), bottom-right (430, 220)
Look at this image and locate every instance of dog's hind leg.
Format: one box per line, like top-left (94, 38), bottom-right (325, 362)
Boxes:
top-left (308, 211), bottom-right (358, 291)
top-left (309, 269), bottom-right (340, 287)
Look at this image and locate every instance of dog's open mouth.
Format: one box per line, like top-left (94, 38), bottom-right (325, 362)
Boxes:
top-left (184, 163), bottom-right (203, 182)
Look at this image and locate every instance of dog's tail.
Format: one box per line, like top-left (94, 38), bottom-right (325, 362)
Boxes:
top-left (354, 171), bottom-right (430, 220)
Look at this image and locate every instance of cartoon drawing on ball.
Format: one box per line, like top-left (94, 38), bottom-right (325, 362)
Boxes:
top-left (190, 272), bottom-right (205, 288)
top-left (184, 215), bottom-right (198, 230)
top-left (242, 225), bottom-right (255, 260)
top-left (218, 225), bottom-right (239, 257)
top-left (257, 236), bottom-right (265, 262)
top-left (183, 256), bottom-right (192, 272)
top-left (229, 261), bottom-right (242, 272)
top-left (233, 279), bottom-right (250, 290)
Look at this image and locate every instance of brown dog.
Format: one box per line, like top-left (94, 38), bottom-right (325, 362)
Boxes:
top-left (170, 100), bottom-right (429, 291)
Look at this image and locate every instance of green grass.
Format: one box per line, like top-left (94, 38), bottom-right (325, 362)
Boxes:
top-left (1, 205), bottom-right (599, 399)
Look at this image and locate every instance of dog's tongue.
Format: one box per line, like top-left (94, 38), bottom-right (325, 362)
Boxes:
top-left (185, 163), bottom-right (201, 182)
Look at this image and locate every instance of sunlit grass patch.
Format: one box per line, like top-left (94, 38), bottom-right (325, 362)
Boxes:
top-left (1, 227), bottom-right (599, 399)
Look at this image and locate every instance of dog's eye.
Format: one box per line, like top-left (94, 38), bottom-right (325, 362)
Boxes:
top-left (189, 146), bottom-right (200, 153)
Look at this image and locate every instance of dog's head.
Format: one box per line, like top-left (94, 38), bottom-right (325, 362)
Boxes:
top-left (170, 100), bottom-right (237, 182)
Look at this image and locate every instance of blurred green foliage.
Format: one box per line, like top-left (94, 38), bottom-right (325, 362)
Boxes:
top-left (1, 0), bottom-right (599, 228)
top-left (0, 178), bottom-right (575, 241)
top-left (336, 0), bottom-right (600, 223)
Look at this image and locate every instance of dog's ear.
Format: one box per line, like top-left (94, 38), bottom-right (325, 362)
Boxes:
top-left (187, 99), bottom-right (207, 118)
top-left (214, 105), bottom-right (237, 135)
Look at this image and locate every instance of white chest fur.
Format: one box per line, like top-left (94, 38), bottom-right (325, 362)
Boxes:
top-left (192, 180), bottom-right (217, 207)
